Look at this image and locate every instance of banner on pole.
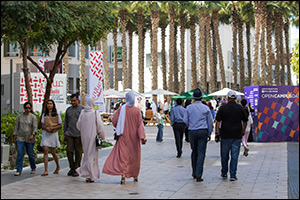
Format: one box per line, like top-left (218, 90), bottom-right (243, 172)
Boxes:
top-left (88, 51), bottom-right (105, 111)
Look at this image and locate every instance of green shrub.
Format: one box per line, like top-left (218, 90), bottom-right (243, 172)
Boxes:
top-left (1, 112), bottom-right (18, 145)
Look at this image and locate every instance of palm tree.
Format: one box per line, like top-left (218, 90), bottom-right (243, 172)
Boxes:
top-left (252, 1), bottom-right (262, 86)
top-left (63, 49), bottom-right (69, 94)
top-left (199, 6), bottom-right (207, 91)
top-left (190, 13), bottom-right (197, 90)
top-left (237, 6), bottom-right (246, 92)
top-left (159, 9), bottom-right (168, 91)
top-left (266, 10), bottom-right (273, 85)
top-left (127, 20), bottom-right (134, 89)
top-left (119, 8), bottom-right (128, 89)
top-left (231, 5), bottom-right (238, 90)
top-left (102, 35), bottom-right (110, 90)
top-left (179, 6), bottom-right (187, 93)
top-left (168, 4), bottom-right (176, 92)
top-left (149, 1), bottom-right (160, 94)
top-left (113, 18), bottom-right (119, 90)
top-left (274, 10), bottom-right (281, 85)
top-left (79, 41), bottom-right (86, 106)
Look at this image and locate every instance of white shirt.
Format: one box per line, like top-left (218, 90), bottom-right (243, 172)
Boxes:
top-left (164, 102), bottom-right (169, 111)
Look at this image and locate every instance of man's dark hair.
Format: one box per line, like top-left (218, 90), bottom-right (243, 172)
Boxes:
top-left (241, 99), bottom-right (247, 106)
top-left (176, 98), bottom-right (183, 105)
top-left (70, 93), bottom-right (79, 99)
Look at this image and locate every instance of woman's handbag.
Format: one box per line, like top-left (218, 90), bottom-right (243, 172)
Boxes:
top-left (95, 111), bottom-right (103, 147)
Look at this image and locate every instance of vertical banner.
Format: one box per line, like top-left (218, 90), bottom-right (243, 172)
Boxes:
top-left (88, 51), bottom-right (105, 111)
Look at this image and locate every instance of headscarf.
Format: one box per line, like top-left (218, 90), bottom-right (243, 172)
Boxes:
top-left (85, 97), bottom-right (95, 112)
top-left (116, 92), bottom-right (135, 136)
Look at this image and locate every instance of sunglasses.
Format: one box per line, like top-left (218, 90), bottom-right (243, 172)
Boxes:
top-left (25, 107), bottom-right (31, 110)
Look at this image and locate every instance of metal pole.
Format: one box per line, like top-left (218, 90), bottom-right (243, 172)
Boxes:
top-left (10, 59), bottom-right (13, 112)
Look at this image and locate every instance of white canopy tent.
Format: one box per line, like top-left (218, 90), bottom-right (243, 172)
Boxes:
top-left (144, 88), bottom-right (178, 95)
top-left (208, 88), bottom-right (244, 96)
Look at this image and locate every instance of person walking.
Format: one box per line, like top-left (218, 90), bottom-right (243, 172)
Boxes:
top-left (206, 102), bottom-right (216, 120)
top-left (183, 88), bottom-right (213, 182)
top-left (40, 99), bottom-right (62, 176)
top-left (64, 93), bottom-right (84, 177)
top-left (214, 91), bottom-right (248, 181)
top-left (240, 99), bottom-right (253, 157)
top-left (76, 97), bottom-right (105, 183)
top-left (13, 102), bottom-right (38, 176)
top-left (170, 98), bottom-right (187, 158)
top-left (163, 99), bottom-right (169, 115)
top-left (102, 92), bottom-right (147, 185)
top-left (156, 108), bottom-right (165, 142)
top-left (184, 99), bottom-right (192, 142)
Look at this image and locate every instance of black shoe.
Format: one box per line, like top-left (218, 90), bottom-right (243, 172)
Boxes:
top-left (176, 153), bottom-right (182, 158)
top-left (221, 173), bottom-right (227, 178)
top-left (230, 177), bottom-right (238, 181)
top-left (196, 177), bottom-right (203, 182)
top-left (67, 169), bottom-right (74, 176)
top-left (72, 170), bottom-right (79, 177)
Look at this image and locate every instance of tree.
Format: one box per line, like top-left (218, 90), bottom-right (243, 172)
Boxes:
top-left (2, 1), bottom-right (115, 114)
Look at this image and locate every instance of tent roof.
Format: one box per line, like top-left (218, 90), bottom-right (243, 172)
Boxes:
top-left (171, 89), bottom-right (210, 101)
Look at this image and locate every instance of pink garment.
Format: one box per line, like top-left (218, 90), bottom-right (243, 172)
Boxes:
top-left (102, 105), bottom-right (146, 178)
top-left (76, 109), bottom-right (105, 180)
top-left (242, 131), bottom-right (250, 147)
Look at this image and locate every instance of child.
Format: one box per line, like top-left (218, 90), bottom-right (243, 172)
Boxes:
top-left (156, 108), bottom-right (165, 142)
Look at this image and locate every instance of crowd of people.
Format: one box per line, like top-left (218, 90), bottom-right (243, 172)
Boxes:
top-left (13, 89), bottom-right (253, 184)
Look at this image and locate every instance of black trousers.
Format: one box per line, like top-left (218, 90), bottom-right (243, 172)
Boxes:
top-left (172, 122), bottom-right (187, 156)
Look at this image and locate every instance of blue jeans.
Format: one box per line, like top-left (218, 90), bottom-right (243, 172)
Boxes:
top-left (220, 138), bottom-right (241, 178)
top-left (16, 141), bottom-right (36, 173)
top-left (189, 129), bottom-right (209, 178)
top-left (156, 124), bottom-right (164, 142)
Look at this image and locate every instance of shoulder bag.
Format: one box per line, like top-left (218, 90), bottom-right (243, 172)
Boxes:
top-left (95, 111), bottom-right (103, 147)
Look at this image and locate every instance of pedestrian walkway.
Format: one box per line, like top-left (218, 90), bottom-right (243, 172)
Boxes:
top-left (1, 125), bottom-right (298, 199)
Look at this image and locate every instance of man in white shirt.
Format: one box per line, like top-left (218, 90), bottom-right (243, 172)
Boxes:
top-left (210, 98), bottom-right (217, 111)
top-left (164, 99), bottom-right (169, 115)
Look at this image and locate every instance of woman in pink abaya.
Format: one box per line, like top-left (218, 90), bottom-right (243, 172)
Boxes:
top-left (102, 92), bottom-right (147, 185)
top-left (76, 97), bottom-right (105, 183)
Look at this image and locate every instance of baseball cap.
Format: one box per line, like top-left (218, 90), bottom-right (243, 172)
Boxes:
top-left (193, 88), bottom-right (203, 99)
top-left (227, 90), bottom-right (237, 99)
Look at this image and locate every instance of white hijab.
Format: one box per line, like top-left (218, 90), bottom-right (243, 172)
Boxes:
top-left (115, 92), bottom-right (135, 136)
top-left (85, 97), bottom-right (95, 112)
top-left (151, 101), bottom-right (157, 115)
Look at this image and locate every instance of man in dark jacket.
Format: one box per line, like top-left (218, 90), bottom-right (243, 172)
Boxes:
top-left (215, 91), bottom-right (248, 181)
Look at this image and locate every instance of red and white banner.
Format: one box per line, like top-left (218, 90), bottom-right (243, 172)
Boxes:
top-left (88, 51), bottom-right (105, 111)
top-left (20, 73), bottom-right (67, 104)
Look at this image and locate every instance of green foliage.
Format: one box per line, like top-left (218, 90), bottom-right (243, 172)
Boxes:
top-left (291, 39), bottom-right (299, 75)
top-left (99, 141), bottom-right (113, 149)
top-left (1, 113), bottom-right (18, 145)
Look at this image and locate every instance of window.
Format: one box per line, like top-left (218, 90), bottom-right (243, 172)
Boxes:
top-left (28, 46), bottom-right (43, 56)
top-left (146, 52), bottom-right (162, 68)
top-left (4, 42), bottom-right (19, 57)
top-left (68, 42), bottom-right (76, 57)
top-left (109, 46), bottom-right (123, 63)
top-left (85, 46), bottom-right (89, 59)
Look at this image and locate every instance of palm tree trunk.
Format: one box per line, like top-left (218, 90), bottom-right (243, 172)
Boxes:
top-left (266, 13), bottom-right (273, 85)
top-left (150, 6), bottom-right (159, 92)
top-left (113, 21), bottom-right (118, 90)
top-left (179, 12), bottom-right (186, 93)
top-left (173, 25), bottom-right (179, 93)
top-left (274, 12), bottom-right (281, 85)
top-left (279, 15), bottom-right (285, 85)
top-left (79, 41), bottom-right (86, 106)
top-left (211, 19), bottom-right (218, 90)
top-left (168, 6), bottom-right (175, 92)
top-left (161, 24), bottom-right (167, 90)
top-left (199, 12), bottom-right (206, 91)
top-left (259, 2), bottom-right (267, 86)
top-left (63, 49), bottom-right (69, 94)
top-left (206, 13), bottom-right (215, 93)
top-left (212, 10), bottom-right (226, 89)
top-left (252, 2), bottom-right (261, 86)
top-left (190, 15), bottom-right (197, 90)
top-left (238, 15), bottom-right (245, 92)
top-left (246, 21), bottom-right (252, 86)
top-left (102, 36), bottom-right (110, 90)
top-left (138, 10), bottom-right (144, 93)
top-left (284, 22), bottom-right (291, 85)
top-left (232, 8), bottom-right (238, 90)
top-left (119, 9), bottom-right (128, 89)
top-left (128, 24), bottom-right (133, 89)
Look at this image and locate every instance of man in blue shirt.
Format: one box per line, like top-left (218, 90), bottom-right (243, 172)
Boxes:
top-left (215, 91), bottom-right (248, 181)
top-left (183, 88), bottom-right (213, 182)
top-left (170, 98), bottom-right (187, 158)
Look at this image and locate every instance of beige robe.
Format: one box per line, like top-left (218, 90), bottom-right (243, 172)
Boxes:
top-left (102, 106), bottom-right (146, 178)
top-left (76, 110), bottom-right (105, 180)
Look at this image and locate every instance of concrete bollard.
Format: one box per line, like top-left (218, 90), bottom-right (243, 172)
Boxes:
top-left (1, 144), bottom-right (10, 164)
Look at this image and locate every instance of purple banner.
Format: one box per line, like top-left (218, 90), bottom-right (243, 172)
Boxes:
top-left (244, 86), bottom-right (299, 142)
